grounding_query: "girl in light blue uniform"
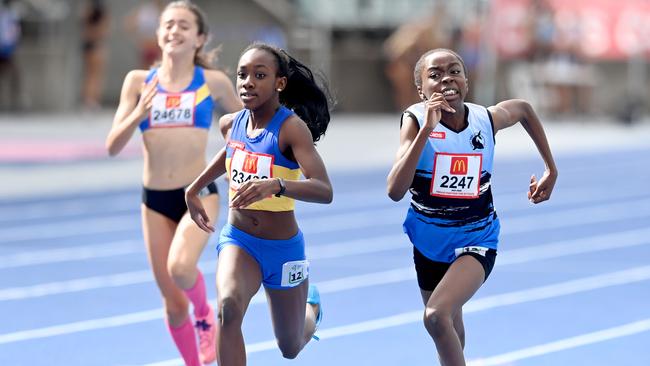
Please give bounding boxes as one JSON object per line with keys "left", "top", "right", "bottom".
{"left": 387, "top": 48, "right": 558, "bottom": 365}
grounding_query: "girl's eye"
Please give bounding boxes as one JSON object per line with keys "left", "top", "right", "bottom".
{"left": 451, "top": 69, "right": 460, "bottom": 74}
{"left": 429, "top": 73, "right": 439, "bottom": 79}
{"left": 256, "top": 73, "right": 266, "bottom": 79}
{"left": 237, "top": 72, "right": 246, "bottom": 79}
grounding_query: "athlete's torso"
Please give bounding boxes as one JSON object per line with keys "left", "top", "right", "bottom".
{"left": 225, "top": 106, "right": 302, "bottom": 239}
{"left": 138, "top": 67, "right": 215, "bottom": 189}
{"left": 405, "top": 102, "right": 497, "bottom": 226}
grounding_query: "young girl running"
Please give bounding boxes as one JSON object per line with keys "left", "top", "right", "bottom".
{"left": 387, "top": 48, "right": 558, "bottom": 365}
{"left": 185, "top": 42, "right": 333, "bottom": 366}
{"left": 105, "top": 2, "right": 242, "bottom": 365}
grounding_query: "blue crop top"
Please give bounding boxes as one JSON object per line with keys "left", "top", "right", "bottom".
{"left": 139, "top": 67, "right": 215, "bottom": 132}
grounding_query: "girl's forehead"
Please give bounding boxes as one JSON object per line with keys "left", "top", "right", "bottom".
{"left": 239, "top": 48, "right": 276, "bottom": 67}
{"left": 160, "top": 7, "right": 195, "bottom": 23}
{"left": 425, "top": 51, "right": 461, "bottom": 67}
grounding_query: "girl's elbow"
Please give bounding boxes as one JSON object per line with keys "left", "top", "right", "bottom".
{"left": 322, "top": 186, "right": 333, "bottom": 204}
{"left": 387, "top": 185, "right": 405, "bottom": 202}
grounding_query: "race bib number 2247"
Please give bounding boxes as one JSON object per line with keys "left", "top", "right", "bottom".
{"left": 430, "top": 153, "right": 482, "bottom": 199}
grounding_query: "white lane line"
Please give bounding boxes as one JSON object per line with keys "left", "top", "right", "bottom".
{"left": 0, "top": 240, "right": 142, "bottom": 269}
{"left": 1, "top": 183, "right": 645, "bottom": 268}
{"left": 0, "top": 266, "right": 415, "bottom": 345}
{"left": 467, "top": 318, "right": 650, "bottom": 366}
{"left": 140, "top": 265, "right": 650, "bottom": 366}
{"left": 2, "top": 187, "right": 648, "bottom": 243}
{"left": 0, "top": 235, "right": 406, "bottom": 301}
{"left": 2, "top": 242, "right": 650, "bottom": 346}
{"left": 4, "top": 226, "right": 650, "bottom": 302}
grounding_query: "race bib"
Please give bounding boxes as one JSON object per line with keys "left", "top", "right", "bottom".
{"left": 149, "top": 92, "right": 196, "bottom": 127}
{"left": 281, "top": 260, "right": 309, "bottom": 287}
{"left": 455, "top": 246, "right": 489, "bottom": 258}
{"left": 229, "top": 148, "right": 273, "bottom": 190}
{"left": 430, "top": 153, "right": 482, "bottom": 198}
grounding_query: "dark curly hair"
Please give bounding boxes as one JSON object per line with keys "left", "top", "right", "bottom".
{"left": 242, "top": 42, "right": 334, "bottom": 142}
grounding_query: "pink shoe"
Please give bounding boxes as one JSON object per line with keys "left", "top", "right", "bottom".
{"left": 195, "top": 306, "right": 218, "bottom": 364}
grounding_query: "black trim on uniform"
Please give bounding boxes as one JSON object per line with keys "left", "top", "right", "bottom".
{"left": 486, "top": 108, "right": 496, "bottom": 144}
{"left": 400, "top": 111, "right": 419, "bottom": 129}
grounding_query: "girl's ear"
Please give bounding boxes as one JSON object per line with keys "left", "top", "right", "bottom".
{"left": 275, "top": 76, "right": 287, "bottom": 92}
{"left": 196, "top": 34, "right": 207, "bottom": 49}
{"left": 417, "top": 88, "right": 427, "bottom": 101}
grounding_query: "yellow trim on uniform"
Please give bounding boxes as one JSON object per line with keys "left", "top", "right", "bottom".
{"left": 194, "top": 84, "right": 211, "bottom": 106}
{"left": 225, "top": 158, "right": 301, "bottom": 212}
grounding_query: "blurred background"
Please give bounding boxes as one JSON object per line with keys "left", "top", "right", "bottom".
{"left": 2, "top": 2, "right": 650, "bottom": 365}
{"left": 1, "top": 0, "right": 649, "bottom": 120}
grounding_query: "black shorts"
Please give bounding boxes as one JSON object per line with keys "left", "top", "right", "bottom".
{"left": 141, "top": 182, "right": 218, "bottom": 223}
{"left": 413, "top": 246, "right": 497, "bottom": 292}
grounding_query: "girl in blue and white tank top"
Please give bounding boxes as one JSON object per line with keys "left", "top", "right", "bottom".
{"left": 387, "top": 48, "right": 558, "bottom": 365}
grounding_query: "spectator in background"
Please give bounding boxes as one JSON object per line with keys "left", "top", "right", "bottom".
{"left": 383, "top": 3, "right": 452, "bottom": 111}
{"left": 124, "top": 0, "right": 164, "bottom": 69}
{"left": 0, "top": 0, "right": 21, "bottom": 111}
{"left": 81, "top": 0, "right": 110, "bottom": 110}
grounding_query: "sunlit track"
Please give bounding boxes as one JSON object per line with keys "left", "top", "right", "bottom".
{"left": 1, "top": 147, "right": 649, "bottom": 365}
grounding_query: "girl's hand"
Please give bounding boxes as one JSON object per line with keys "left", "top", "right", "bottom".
{"left": 528, "top": 169, "right": 557, "bottom": 204}
{"left": 230, "top": 178, "right": 280, "bottom": 209}
{"left": 185, "top": 192, "right": 214, "bottom": 232}
{"left": 134, "top": 75, "right": 158, "bottom": 120}
{"left": 423, "top": 92, "right": 455, "bottom": 130}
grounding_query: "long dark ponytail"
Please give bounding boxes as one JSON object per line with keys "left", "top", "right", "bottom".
{"left": 242, "top": 42, "right": 334, "bottom": 142}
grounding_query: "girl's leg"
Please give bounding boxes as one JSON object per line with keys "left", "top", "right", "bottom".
{"left": 167, "top": 194, "right": 219, "bottom": 363}
{"left": 216, "top": 245, "right": 262, "bottom": 366}
{"left": 141, "top": 205, "right": 199, "bottom": 366}
{"left": 422, "top": 255, "right": 485, "bottom": 366}
{"left": 265, "top": 280, "right": 318, "bottom": 359}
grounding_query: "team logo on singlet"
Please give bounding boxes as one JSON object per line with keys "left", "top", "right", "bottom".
{"left": 470, "top": 130, "right": 485, "bottom": 150}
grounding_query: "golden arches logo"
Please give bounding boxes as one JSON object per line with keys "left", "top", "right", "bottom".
{"left": 450, "top": 157, "right": 468, "bottom": 175}
{"left": 242, "top": 154, "right": 259, "bottom": 174}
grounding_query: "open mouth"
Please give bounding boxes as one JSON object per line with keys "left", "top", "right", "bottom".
{"left": 442, "top": 88, "right": 460, "bottom": 100}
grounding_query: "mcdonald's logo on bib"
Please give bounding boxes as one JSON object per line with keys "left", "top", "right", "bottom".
{"left": 242, "top": 154, "right": 259, "bottom": 174}
{"left": 166, "top": 95, "right": 181, "bottom": 109}
{"left": 450, "top": 157, "right": 468, "bottom": 175}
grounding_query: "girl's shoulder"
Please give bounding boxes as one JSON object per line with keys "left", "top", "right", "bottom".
{"left": 122, "top": 69, "right": 152, "bottom": 90}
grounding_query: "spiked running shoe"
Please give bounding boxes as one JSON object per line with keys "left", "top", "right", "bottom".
{"left": 307, "top": 285, "right": 323, "bottom": 341}
{"left": 195, "top": 305, "right": 217, "bottom": 364}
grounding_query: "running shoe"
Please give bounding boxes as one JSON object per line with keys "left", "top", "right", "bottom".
{"left": 195, "top": 305, "right": 217, "bottom": 364}
{"left": 307, "top": 284, "right": 323, "bottom": 341}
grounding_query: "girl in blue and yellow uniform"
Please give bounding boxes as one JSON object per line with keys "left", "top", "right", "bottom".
{"left": 185, "top": 42, "right": 333, "bottom": 365}
{"left": 387, "top": 49, "right": 558, "bottom": 366}
{"left": 105, "top": 2, "right": 242, "bottom": 365}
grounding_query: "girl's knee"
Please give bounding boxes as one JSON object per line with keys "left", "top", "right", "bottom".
{"left": 423, "top": 306, "right": 454, "bottom": 337}
{"left": 167, "top": 260, "right": 195, "bottom": 287}
{"left": 218, "top": 296, "right": 245, "bottom": 327}
{"left": 277, "top": 338, "right": 302, "bottom": 359}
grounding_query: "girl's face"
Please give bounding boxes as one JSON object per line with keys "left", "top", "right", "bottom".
{"left": 236, "top": 48, "right": 287, "bottom": 110}
{"left": 418, "top": 51, "right": 468, "bottom": 109}
{"left": 157, "top": 7, "right": 205, "bottom": 57}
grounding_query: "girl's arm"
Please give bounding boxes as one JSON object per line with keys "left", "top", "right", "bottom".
{"left": 229, "top": 116, "right": 333, "bottom": 208}
{"left": 386, "top": 93, "right": 454, "bottom": 201}
{"left": 488, "top": 99, "right": 558, "bottom": 203}
{"left": 105, "top": 71, "right": 157, "bottom": 156}
{"left": 185, "top": 146, "right": 228, "bottom": 232}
